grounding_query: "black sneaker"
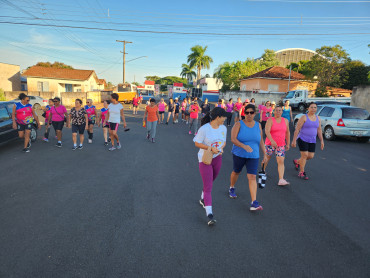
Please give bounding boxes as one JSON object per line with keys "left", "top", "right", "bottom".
{"left": 78, "top": 145, "right": 83, "bottom": 150}
{"left": 146, "top": 133, "right": 150, "bottom": 140}
{"left": 22, "top": 148, "right": 30, "bottom": 153}
{"left": 207, "top": 214, "right": 216, "bottom": 226}
{"left": 56, "top": 142, "right": 62, "bottom": 148}
{"left": 165, "top": 122, "right": 168, "bottom": 125}
{"left": 108, "top": 138, "right": 111, "bottom": 143}
{"left": 199, "top": 199, "right": 205, "bottom": 208}
{"left": 72, "top": 146, "right": 77, "bottom": 150}
{"left": 104, "top": 142, "right": 108, "bottom": 146}
{"left": 27, "top": 142, "right": 31, "bottom": 148}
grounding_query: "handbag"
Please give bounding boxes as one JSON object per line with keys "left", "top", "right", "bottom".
{"left": 258, "top": 163, "right": 267, "bottom": 189}
{"left": 202, "top": 146, "right": 213, "bottom": 165}
{"left": 42, "top": 111, "right": 46, "bottom": 118}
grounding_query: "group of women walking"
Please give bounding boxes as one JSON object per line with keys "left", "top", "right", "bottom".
{"left": 193, "top": 101, "right": 324, "bottom": 226}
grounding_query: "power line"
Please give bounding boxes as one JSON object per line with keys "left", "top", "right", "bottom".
{"left": 1, "top": 21, "right": 370, "bottom": 36}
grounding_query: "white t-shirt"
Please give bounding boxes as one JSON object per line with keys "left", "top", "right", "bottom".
{"left": 193, "top": 123, "right": 227, "bottom": 163}
{"left": 108, "top": 103, "right": 123, "bottom": 123}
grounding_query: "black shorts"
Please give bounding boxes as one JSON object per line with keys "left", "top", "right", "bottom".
{"left": 168, "top": 109, "right": 173, "bottom": 113}
{"left": 103, "top": 122, "right": 110, "bottom": 128}
{"left": 232, "top": 154, "right": 259, "bottom": 175}
{"left": 175, "top": 110, "right": 179, "bottom": 114}
{"left": 109, "top": 122, "right": 119, "bottom": 131}
{"left": 17, "top": 123, "right": 32, "bottom": 131}
{"left": 72, "top": 124, "right": 85, "bottom": 135}
{"left": 133, "top": 104, "right": 138, "bottom": 107}
{"left": 88, "top": 120, "right": 95, "bottom": 126}
{"left": 297, "top": 138, "right": 316, "bottom": 153}
{"left": 159, "top": 111, "right": 164, "bottom": 114}
{"left": 52, "top": 121, "right": 64, "bottom": 131}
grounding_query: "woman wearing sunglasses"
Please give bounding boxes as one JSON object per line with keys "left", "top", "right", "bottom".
{"left": 264, "top": 105, "right": 290, "bottom": 186}
{"left": 46, "top": 97, "right": 68, "bottom": 148}
{"left": 229, "top": 104, "right": 266, "bottom": 211}
{"left": 12, "top": 93, "right": 41, "bottom": 152}
{"left": 259, "top": 101, "right": 272, "bottom": 130}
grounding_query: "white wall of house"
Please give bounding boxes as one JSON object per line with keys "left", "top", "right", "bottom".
{"left": 200, "top": 78, "right": 223, "bottom": 91}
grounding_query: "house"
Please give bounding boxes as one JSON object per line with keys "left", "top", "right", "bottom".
{"left": 144, "top": 80, "right": 155, "bottom": 91}
{"left": 0, "top": 62, "right": 21, "bottom": 91}
{"left": 200, "top": 77, "right": 223, "bottom": 102}
{"left": 172, "top": 83, "right": 187, "bottom": 99}
{"left": 22, "top": 66, "right": 101, "bottom": 94}
{"left": 98, "top": 79, "right": 107, "bottom": 90}
{"left": 240, "top": 66, "right": 317, "bottom": 93}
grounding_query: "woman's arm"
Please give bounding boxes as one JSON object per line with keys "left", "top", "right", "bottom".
{"left": 285, "top": 118, "right": 290, "bottom": 150}
{"left": 259, "top": 123, "right": 267, "bottom": 162}
{"left": 290, "top": 106, "right": 293, "bottom": 123}
{"left": 291, "top": 115, "right": 306, "bottom": 147}
{"left": 120, "top": 108, "right": 127, "bottom": 128}
{"left": 317, "top": 116, "right": 324, "bottom": 150}
{"left": 194, "top": 142, "right": 219, "bottom": 154}
{"left": 85, "top": 113, "right": 89, "bottom": 130}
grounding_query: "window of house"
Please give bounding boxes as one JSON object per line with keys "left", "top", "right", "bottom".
{"left": 65, "top": 84, "right": 73, "bottom": 92}
{"left": 241, "top": 85, "right": 247, "bottom": 91}
{"left": 268, "top": 84, "right": 279, "bottom": 91}
{"left": 37, "top": 81, "right": 49, "bottom": 92}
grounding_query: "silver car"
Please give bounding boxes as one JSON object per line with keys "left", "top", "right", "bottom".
{"left": 12, "top": 96, "right": 47, "bottom": 110}
{"left": 294, "top": 105, "right": 370, "bottom": 143}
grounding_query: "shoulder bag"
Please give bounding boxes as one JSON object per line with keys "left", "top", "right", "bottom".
{"left": 202, "top": 146, "right": 213, "bottom": 165}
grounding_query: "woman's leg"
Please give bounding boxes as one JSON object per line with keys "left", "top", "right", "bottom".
{"left": 166, "top": 111, "right": 171, "bottom": 123}
{"left": 72, "top": 132, "right": 77, "bottom": 145}
{"left": 79, "top": 131, "right": 84, "bottom": 145}
{"left": 193, "top": 118, "right": 199, "bottom": 134}
{"left": 44, "top": 125, "right": 50, "bottom": 139}
{"left": 109, "top": 129, "right": 115, "bottom": 146}
{"left": 151, "top": 121, "right": 157, "bottom": 139}
{"left": 276, "top": 156, "right": 285, "bottom": 180}
{"left": 147, "top": 121, "right": 152, "bottom": 137}
{"left": 189, "top": 118, "right": 194, "bottom": 133}
{"left": 103, "top": 127, "right": 108, "bottom": 142}
{"left": 247, "top": 174, "right": 257, "bottom": 202}
{"left": 298, "top": 151, "right": 309, "bottom": 172}
{"left": 56, "top": 130, "right": 62, "bottom": 142}
{"left": 199, "top": 162, "right": 214, "bottom": 215}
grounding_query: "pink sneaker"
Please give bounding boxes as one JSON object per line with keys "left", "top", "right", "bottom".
{"left": 278, "top": 179, "right": 290, "bottom": 186}
{"left": 189, "top": 131, "right": 192, "bottom": 135}
{"left": 194, "top": 132, "right": 197, "bottom": 136}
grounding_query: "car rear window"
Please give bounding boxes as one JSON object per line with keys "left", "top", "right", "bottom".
{"left": 342, "top": 108, "right": 370, "bottom": 120}
{"left": 0, "top": 106, "right": 10, "bottom": 122}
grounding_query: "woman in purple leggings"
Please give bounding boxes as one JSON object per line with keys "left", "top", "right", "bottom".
{"left": 193, "top": 107, "right": 228, "bottom": 226}
{"left": 291, "top": 102, "right": 324, "bottom": 180}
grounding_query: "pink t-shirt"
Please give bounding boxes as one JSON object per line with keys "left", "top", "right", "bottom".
{"left": 158, "top": 102, "right": 166, "bottom": 112}
{"left": 226, "top": 103, "right": 234, "bottom": 112}
{"left": 51, "top": 105, "right": 67, "bottom": 121}
{"left": 265, "top": 117, "right": 287, "bottom": 146}
{"left": 234, "top": 102, "right": 243, "bottom": 112}
{"left": 190, "top": 104, "right": 199, "bottom": 119}
{"left": 261, "top": 106, "right": 272, "bottom": 121}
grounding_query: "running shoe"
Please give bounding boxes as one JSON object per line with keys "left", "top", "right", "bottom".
{"left": 194, "top": 132, "right": 197, "bottom": 136}
{"left": 151, "top": 138, "right": 155, "bottom": 143}
{"left": 165, "top": 122, "right": 168, "bottom": 125}
{"left": 189, "top": 131, "right": 192, "bottom": 135}
{"left": 250, "top": 200, "right": 263, "bottom": 211}
{"left": 146, "top": 133, "right": 150, "bottom": 140}
{"left": 116, "top": 143, "right": 122, "bottom": 149}
{"left": 78, "top": 145, "right": 83, "bottom": 150}
{"left": 186, "top": 121, "right": 189, "bottom": 124}
{"left": 278, "top": 179, "right": 290, "bottom": 186}
{"left": 27, "top": 142, "right": 31, "bottom": 148}
{"left": 207, "top": 214, "right": 216, "bottom": 226}
{"left": 43, "top": 137, "right": 49, "bottom": 142}
{"left": 104, "top": 142, "right": 108, "bottom": 146}
{"left": 88, "top": 139, "right": 92, "bottom": 144}
{"left": 229, "top": 187, "right": 237, "bottom": 198}
{"left": 293, "top": 159, "right": 299, "bottom": 171}
{"left": 199, "top": 199, "right": 205, "bottom": 208}
{"left": 72, "top": 146, "right": 77, "bottom": 150}
{"left": 108, "top": 138, "right": 111, "bottom": 143}
{"left": 109, "top": 147, "right": 116, "bottom": 151}
{"left": 56, "top": 142, "right": 62, "bottom": 148}
{"left": 22, "top": 148, "right": 30, "bottom": 153}
{"left": 298, "top": 172, "right": 309, "bottom": 180}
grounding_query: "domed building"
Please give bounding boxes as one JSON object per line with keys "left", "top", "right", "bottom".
{"left": 275, "top": 48, "right": 317, "bottom": 67}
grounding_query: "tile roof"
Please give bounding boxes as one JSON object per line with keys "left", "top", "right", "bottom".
{"left": 244, "top": 66, "right": 306, "bottom": 80}
{"left": 22, "top": 66, "right": 96, "bottom": 81}
{"left": 173, "top": 83, "right": 183, "bottom": 87}
{"left": 98, "top": 79, "right": 106, "bottom": 85}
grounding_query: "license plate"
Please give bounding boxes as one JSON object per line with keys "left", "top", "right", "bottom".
{"left": 353, "top": 131, "right": 364, "bottom": 136}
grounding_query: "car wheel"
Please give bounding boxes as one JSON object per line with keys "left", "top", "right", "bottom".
{"left": 33, "top": 103, "right": 41, "bottom": 110}
{"left": 298, "top": 104, "right": 306, "bottom": 112}
{"left": 30, "top": 126, "right": 37, "bottom": 142}
{"left": 357, "top": 137, "right": 369, "bottom": 143}
{"left": 324, "top": 126, "right": 336, "bottom": 141}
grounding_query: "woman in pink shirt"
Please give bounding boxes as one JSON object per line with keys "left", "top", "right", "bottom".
{"left": 259, "top": 101, "right": 272, "bottom": 130}
{"left": 226, "top": 98, "right": 234, "bottom": 126}
{"left": 132, "top": 94, "right": 139, "bottom": 115}
{"left": 181, "top": 99, "right": 188, "bottom": 122}
{"left": 157, "top": 98, "right": 167, "bottom": 124}
{"left": 264, "top": 105, "right": 290, "bottom": 186}
{"left": 233, "top": 97, "right": 243, "bottom": 123}
{"left": 46, "top": 97, "right": 68, "bottom": 148}
{"left": 189, "top": 100, "right": 200, "bottom": 135}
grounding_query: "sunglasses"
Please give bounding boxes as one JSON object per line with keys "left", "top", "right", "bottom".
{"left": 245, "top": 111, "right": 255, "bottom": 115}
{"left": 25, "top": 99, "right": 30, "bottom": 102}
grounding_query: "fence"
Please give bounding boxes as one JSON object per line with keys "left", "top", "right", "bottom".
{"left": 220, "top": 91, "right": 286, "bottom": 105}
{"left": 4, "top": 91, "right": 111, "bottom": 107}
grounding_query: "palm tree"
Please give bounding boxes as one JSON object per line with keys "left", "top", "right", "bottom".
{"left": 180, "top": 64, "right": 196, "bottom": 83}
{"left": 187, "top": 45, "right": 213, "bottom": 83}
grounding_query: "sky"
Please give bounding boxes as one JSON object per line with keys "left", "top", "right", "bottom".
{"left": 0, "top": 0, "right": 369, "bottom": 85}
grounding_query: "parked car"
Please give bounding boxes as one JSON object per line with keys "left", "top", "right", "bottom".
{"left": 12, "top": 96, "right": 47, "bottom": 110}
{"left": 293, "top": 104, "right": 370, "bottom": 143}
{"left": 0, "top": 101, "right": 38, "bottom": 146}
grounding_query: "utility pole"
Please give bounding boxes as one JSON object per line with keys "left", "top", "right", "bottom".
{"left": 116, "top": 40, "right": 132, "bottom": 85}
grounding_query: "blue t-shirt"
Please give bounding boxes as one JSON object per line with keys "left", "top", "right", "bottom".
{"left": 232, "top": 121, "right": 261, "bottom": 159}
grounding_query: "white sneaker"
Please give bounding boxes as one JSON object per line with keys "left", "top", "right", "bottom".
{"left": 88, "top": 139, "right": 92, "bottom": 144}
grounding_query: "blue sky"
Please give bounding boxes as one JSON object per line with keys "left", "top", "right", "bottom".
{"left": 0, "top": 0, "right": 369, "bottom": 85}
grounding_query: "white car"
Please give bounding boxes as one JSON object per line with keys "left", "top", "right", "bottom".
{"left": 12, "top": 96, "right": 48, "bottom": 110}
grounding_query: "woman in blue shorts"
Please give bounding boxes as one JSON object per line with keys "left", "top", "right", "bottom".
{"left": 228, "top": 104, "right": 266, "bottom": 211}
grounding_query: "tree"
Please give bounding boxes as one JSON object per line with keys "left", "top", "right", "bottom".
{"left": 180, "top": 64, "right": 196, "bottom": 82}
{"left": 28, "top": 61, "right": 74, "bottom": 69}
{"left": 260, "top": 49, "right": 280, "bottom": 67}
{"left": 132, "top": 82, "right": 141, "bottom": 87}
{"left": 144, "top": 76, "right": 161, "bottom": 82}
{"left": 107, "top": 82, "right": 113, "bottom": 89}
{"left": 187, "top": 45, "right": 213, "bottom": 82}
{"left": 341, "top": 60, "right": 370, "bottom": 89}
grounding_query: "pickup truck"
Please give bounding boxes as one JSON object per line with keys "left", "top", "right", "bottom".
{"left": 283, "top": 90, "right": 351, "bottom": 112}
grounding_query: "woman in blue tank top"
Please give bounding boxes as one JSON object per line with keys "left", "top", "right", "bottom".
{"left": 229, "top": 104, "right": 266, "bottom": 211}
{"left": 282, "top": 100, "right": 293, "bottom": 123}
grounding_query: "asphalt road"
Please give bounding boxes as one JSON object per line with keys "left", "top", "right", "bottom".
{"left": 0, "top": 107, "right": 369, "bottom": 278}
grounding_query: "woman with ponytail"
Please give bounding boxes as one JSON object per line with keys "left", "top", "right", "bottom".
{"left": 194, "top": 107, "right": 228, "bottom": 226}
